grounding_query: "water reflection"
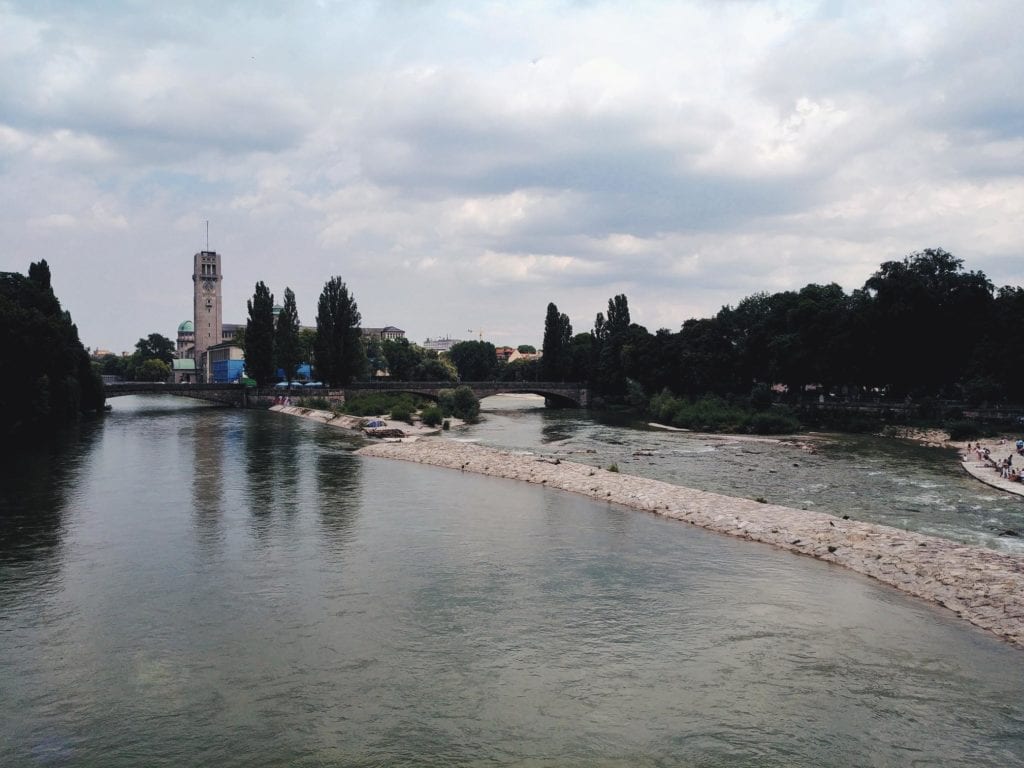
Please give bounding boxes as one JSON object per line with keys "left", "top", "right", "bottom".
{"left": 191, "top": 410, "right": 225, "bottom": 550}
{"left": 0, "top": 424, "right": 97, "bottom": 589}
{"left": 316, "top": 444, "right": 362, "bottom": 553}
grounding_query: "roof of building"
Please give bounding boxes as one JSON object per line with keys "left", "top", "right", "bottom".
{"left": 178, "top": 320, "right": 194, "bottom": 333}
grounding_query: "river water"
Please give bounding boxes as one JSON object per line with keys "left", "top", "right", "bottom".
{"left": 2, "top": 396, "right": 1023, "bottom": 766}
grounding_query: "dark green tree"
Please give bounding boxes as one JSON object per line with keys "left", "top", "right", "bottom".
{"left": 245, "top": 281, "right": 276, "bottom": 385}
{"left": 134, "top": 333, "right": 176, "bottom": 365}
{"left": 541, "top": 302, "right": 573, "bottom": 381}
{"left": 274, "top": 287, "right": 301, "bottom": 382}
{"left": 313, "top": 276, "right": 366, "bottom": 386}
{"left": 517, "top": 344, "right": 536, "bottom": 354}
{"left": 447, "top": 340, "right": 497, "bottom": 381}
{"left": 0, "top": 260, "right": 105, "bottom": 439}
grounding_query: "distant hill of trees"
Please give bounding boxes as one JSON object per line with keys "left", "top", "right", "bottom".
{"left": 1, "top": 260, "right": 105, "bottom": 439}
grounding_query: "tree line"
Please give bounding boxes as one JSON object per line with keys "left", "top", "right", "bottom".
{"left": 1, "top": 260, "right": 105, "bottom": 439}
{"left": 537, "top": 249, "right": 1023, "bottom": 407}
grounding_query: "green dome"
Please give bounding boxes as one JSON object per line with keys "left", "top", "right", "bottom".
{"left": 178, "top": 320, "right": 194, "bottom": 333}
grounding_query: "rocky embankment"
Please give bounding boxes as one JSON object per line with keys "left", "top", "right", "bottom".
{"left": 357, "top": 439, "right": 1024, "bottom": 650}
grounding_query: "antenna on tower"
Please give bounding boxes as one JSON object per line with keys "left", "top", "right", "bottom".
{"left": 205, "top": 220, "right": 209, "bottom": 251}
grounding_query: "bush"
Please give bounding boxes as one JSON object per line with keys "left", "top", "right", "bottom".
{"left": 343, "top": 392, "right": 420, "bottom": 417}
{"left": 744, "top": 411, "right": 801, "bottom": 435}
{"left": 451, "top": 386, "right": 480, "bottom": 422}
{"left": 298, "top": 396, "right": 331, "bottom": 410}
{"left": 421, "top": 405, "right": 443, "bottom": 427}
{"left": 390, "top": 404, "right": 414, "bottom": 424}
{"left": 437, "top": 389, "right": 456, "bottom": 417}
{"left": 749, "top": 383, "right": 773, "bottom": 412}
{"left": 442, "top": 419, "right": 450, "bottom": 431}
{"left": 607, "top": 463, "right": 619, "bottom": 473}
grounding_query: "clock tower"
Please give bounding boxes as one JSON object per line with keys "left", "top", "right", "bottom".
{"left": 192, "top": 250, "right": 223, "bottom": 382}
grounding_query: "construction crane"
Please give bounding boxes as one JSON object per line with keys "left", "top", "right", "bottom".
{"left": 467, "top": 328, "right": 483, "bottom": 341}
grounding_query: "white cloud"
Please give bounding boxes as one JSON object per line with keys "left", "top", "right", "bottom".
{"left": 0, "top": 0, "right": 1021, "bottom": 351}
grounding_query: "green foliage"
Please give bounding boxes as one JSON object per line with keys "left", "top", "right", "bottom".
{"left": 744, "top": 411, "right": 801, "bottom": 435}
{"left": 138, "top": 359, "right": 170, "bottom": 382}
{"left": 442, "top": 419, "right": 451, "bottom": 431}
{"left": 0, "top": 261, "right": 105, "bottom": 439}
{"left": 517, "top": 344, "right": 536, "bottom": 354}
{"left": 390, "top": 404, "right": 413, "bottom": 424}
{"left": 134, "top": 333, "right": 175, "bottom": 365}
{"left": 421, "top": 405, "right": 443, "bottom": 427}
{"left": 245, "top": 281, "right": 275, "bottom": 386}
{"left": 314, "top": 276, "right": 366, "bottom": 386}
{"left": 749, "top": 383, "right": 773, "bottom": 412}
{"left": 342, "top": 392, "right": 422, "bottom": 417}
{"left": 447, "top": 341, "right": 497, "bottom": 381}
{"left": 541, "top": 302, "right": 572, "bottom": 381}
{"left": 607, "top": 463, "right": 619, "bottom": 473}
{"left": 380, "top": 338, "right": 456, "bottom": 381}
{"left": 437, "top": 389, "right": 456, "bottom": 417}
{"left": 275, "top": 287, "right": 301, "bottom": 383}
{"left": 451, "top": 385, "right": 481, "bottom": 422}
{"left": 297, "top": 396, "right": 331, "bottom": 411}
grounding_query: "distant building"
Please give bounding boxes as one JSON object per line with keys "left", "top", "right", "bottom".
{"left": 495, "top": 346, "right": 516, "bottom": 363}
{"left": 423, "top": 336, "right": 462, "bottom": 353}
{"left": 362, "top": 326, "right": 406, "bottom": 342}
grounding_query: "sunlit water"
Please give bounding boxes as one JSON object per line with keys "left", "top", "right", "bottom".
{"left": 466, "top": 395, "right": 1024, "bottom": 553}
{"left": 2, "top": 396, "right": 1023, "bottom": 766}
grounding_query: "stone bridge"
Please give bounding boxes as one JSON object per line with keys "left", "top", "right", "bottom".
{"left": 342, "top": 381, "right": 588, "bottom": 408}
{"left": 104, "top": 382, "right": 250, "bottom": 407}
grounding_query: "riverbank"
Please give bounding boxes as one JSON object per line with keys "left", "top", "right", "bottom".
{"left": 357, "top": 439, "right": 1024, "bottom": 650}
{"left": 268, "top": 403, "right": 463, "bottom": 438}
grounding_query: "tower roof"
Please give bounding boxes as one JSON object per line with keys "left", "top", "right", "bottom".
{"left": 178, "top": 320, "right": 194, "bottom": 333}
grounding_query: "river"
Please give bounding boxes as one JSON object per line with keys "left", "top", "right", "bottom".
{"left": 1, "top": 395, "right": 1023, "bottom": 766}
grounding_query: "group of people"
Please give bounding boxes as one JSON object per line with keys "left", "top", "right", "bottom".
{"left": 967, "top": 439, "right": 1024, "bottom": 483}
{"left": 273, "top": 395, "right": 294, "bottom": 406}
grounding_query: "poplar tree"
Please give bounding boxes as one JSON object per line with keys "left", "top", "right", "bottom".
{"left": 541, "top": 302, "right": 572, "bottom": 381}
{"left": 314, "top": 276, "right": 366, "bottom": 386}
{"left": 274, "top": 287, "right": 301, "bottom": 382}
{"left": 245, "top": 281, "right": 275, "bottom": 385}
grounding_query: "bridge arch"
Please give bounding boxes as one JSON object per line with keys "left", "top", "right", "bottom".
{"left": 103, "top": 382, "right": 249, "bottom": 407}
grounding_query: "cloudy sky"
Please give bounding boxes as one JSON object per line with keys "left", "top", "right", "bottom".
{"left": 1, "top": 0, "right": 1021, "bottom": 353}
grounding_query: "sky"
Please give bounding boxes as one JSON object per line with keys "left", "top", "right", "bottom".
{"left": 1, "top": 0, "right": 1022, "bottom": 353}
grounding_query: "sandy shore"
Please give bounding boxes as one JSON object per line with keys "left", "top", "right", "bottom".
{"left": 357, "top": 439, "right": 1024, "bottom": 650}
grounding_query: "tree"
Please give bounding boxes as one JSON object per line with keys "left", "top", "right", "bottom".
{"left": 541, "top": 302, "right": 573, "bottom": 381}
{"left": 138, "top": 359, "right": 170, "bottom": 382}
{"left": 592, "top": 294, "right": 631, "bottom": 398}
{"left": 447, "top": 340, "right": 497, "bottom": 381}
{"left": 134, "top": 333, "right": 175, "bottom": 365}
{"left": 274, "top": 287, "right": 301, "bottom": 382}
{"left": 245, "top": 281, "right": 276, "bottom": 385}
{"left": 314, "top": 276, "right": 366, "bottom": 386}
{"left": 517, "top": 344, "right": 536, "bottom": 354}
{"left": 863, "top": 248, "right": 993, "bottom": 396}
{"left": 0, "top": 261, "right": 104, "bottom": 439}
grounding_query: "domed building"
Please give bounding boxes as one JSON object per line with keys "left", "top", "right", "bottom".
{"left": 173, "top": 319, "right": 197, "bottom": 383}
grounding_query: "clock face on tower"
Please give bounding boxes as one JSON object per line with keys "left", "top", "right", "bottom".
{"left": 202, "top": 279, "right": 214, "bottom": 292}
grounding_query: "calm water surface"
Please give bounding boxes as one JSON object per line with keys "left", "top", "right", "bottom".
{"left": 2, "top": 396, "right": 1023, "bottom": 766}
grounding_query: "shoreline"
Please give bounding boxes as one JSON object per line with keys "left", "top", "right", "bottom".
{"left": 356, "top": 438, "right": 1024, "bottom": 650}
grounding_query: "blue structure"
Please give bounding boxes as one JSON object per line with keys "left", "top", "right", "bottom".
{"left": 275, "top": 363, "right": 313, "bottom": 381}
{"left": 211, "top": 359, "right": 246, "bottom": 383}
